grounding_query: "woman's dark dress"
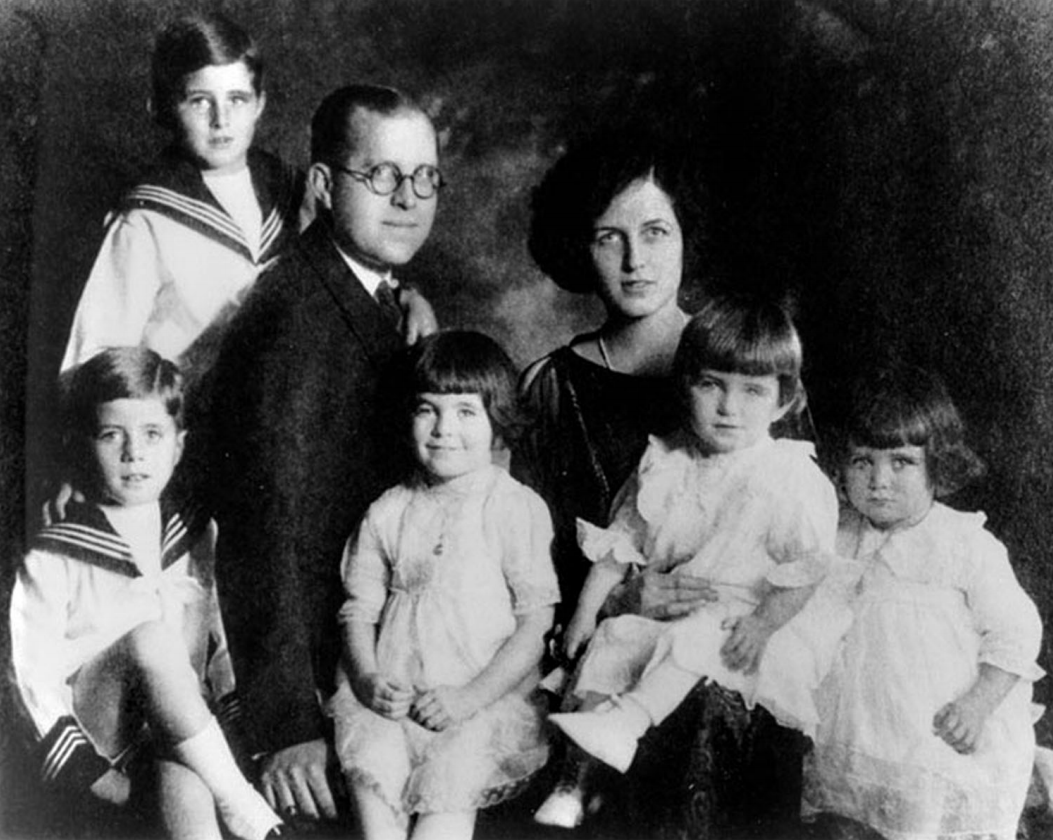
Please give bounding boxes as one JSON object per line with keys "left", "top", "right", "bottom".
{"left": 515, "top": 345, "right": 680, "bottom": 626}
{"left": 513, "top": 343, "right": 807, "bottom": 839}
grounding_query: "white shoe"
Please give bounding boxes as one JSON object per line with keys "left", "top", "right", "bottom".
{"left": 534, "top": 786, "right": 585, "bottom": 828}
{"left": 550, "top": 698, "right": 647, "bottom": 773}
{"left": 218, "top": 786, "right": 283, "bottom": 840}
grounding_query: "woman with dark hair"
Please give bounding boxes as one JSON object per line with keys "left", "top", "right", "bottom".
{"left": 517, "top": 130, "right": 714, "bottom": 629}
{"left": 517, "top": 135, "right": 812, "bottom": 838}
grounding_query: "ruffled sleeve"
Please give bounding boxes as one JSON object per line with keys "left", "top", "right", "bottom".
{"left": 576, "top": 518, "right": 647, "bottom": 568}
{"left": 338, "top": 498, "right": 393, "bottom": 626}
{"left": 763, "top": 441, "right": 839, "bottom": 588}
{"left": 958, "top": 516, "right": 1044, "bottom": 682}
{"left": 574, "top": 439, "right": 664, "bottom": 568}
{"left": 498, "top": 477, "right": 561, "bottom": 614}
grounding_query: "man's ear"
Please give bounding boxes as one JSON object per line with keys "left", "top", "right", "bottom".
{"left": 308, "top": 163, "right": 334, "bottom": 211}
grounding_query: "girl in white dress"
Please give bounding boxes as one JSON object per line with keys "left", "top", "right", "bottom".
{"left": 535, "top": 295, "right": 844, "bottom": 828}
{"left": 330, "top": 331, "right": 560, "bottom": 840}
{"left": 804, "top": 365, "right": 1043, "bottom": 840}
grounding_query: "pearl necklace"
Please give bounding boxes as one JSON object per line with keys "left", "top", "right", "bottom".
{"left": 597, "top": 335, "right": 615, "bottom": 372}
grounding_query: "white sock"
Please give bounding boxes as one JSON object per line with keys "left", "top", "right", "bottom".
{"left": 624, "top": 662, "right": 700, "bottom": 727}
{"left": 173, "top": 717, "right": 279, "bottom": 840}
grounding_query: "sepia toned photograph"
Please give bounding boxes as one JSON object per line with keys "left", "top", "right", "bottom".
{"left": 1, "top": 1, "right": 1053, "bottom": 838}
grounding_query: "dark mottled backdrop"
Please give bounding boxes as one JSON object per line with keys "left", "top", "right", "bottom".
{"left": 3, "top": 0, "right": 1053, "bottom": 824}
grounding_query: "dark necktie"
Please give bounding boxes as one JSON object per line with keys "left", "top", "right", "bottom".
{"left": 374, "top": 280, "right": 402, "bottom": 330}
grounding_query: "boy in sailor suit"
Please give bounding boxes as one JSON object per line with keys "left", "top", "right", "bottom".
{"left": 60, "top": 13, "right": 302, "bottom": 401}
{"left": 10, "top": 348, "right": 280, "bottom": 840}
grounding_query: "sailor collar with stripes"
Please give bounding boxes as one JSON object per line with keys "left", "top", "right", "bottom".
{"left": 32, "top": 496, "right": 211, "bottom": 577}
{"left": 118, "top": 146, "right": 300, "bottom": 265}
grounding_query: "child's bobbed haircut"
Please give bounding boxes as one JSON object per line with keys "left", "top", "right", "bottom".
{"left": 399, "top": 331, "right": 524, "bottom": 445}
{"left": 674, "top": 294, "right": 805, "bottom": 411}
{"left": 311, "top": 84, "right": 428, "bottom": 165}
{"left": 65, "top": 347, "right": 186, "bottom": 439}
{"left": 837, "top": 364, "right": 985, "bottom": 497}
{"left": 151, "top": 12, "right": 262, "bottom": 130}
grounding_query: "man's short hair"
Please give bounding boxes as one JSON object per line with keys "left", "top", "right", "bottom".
{"left": 310, "top": 84, "right": 427, "bottom": 164}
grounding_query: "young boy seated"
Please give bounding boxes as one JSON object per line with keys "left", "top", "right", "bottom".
{"left": 10, "top": 347, "right": 280, "bottom": 840}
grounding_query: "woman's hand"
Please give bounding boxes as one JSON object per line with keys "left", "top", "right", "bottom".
{"left": 351, "top": 672, "right": 414, "bottom": 720}
{"left": 563, "top": 612, "right": 596, "bottom": 661}
{"left": 608, "top": 568, "right": 718, "bottom": 621}
{"left": 411, "top": 685, "right": 478, "bottom": 731}
{"left": 720, "top": 614, "right": 774, "bottom": 674}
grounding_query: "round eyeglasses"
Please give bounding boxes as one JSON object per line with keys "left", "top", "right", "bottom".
{"left": 332, "top": 162, "right": 444, "bottom": 199}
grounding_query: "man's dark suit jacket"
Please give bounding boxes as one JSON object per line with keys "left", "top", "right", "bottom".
{"left": 208, "top": 220, "right": 409, "bottom": 754}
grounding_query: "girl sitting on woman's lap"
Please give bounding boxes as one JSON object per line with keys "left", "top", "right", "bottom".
{"left": 536, "top": 295, "right": 845, "bottom": 828}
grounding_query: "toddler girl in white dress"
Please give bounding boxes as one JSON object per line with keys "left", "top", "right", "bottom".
{"left": 804, "top": 365, "right": 1043, "bottom": 840}
{"left": 535, "top": 296, "right": 846, "bottom": 828}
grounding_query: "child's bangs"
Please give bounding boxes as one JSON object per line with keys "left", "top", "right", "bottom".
{"left": 694, "top": 328, "right": 800, "bottom": 381}
{"left": 415, "top": 359, "right": 489, "bottom": 398}
{"left": 848, "top": 405, "right": 932, "bottom": 451}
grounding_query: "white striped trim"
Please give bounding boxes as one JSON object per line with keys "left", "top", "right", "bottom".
{"left": 42, "top": 724, "right": 90, "bottom": 782}
{"left": 260, "top": 205, "right": 284, "bottom": 253}
{"left": 128, "top": 185, "right": 249, "bottom": 249}
{"left": 40, "top": 522, "right": 131, "bottom": 562}
{"left": 162, "top": 513, "right": 188, "bottom": 556}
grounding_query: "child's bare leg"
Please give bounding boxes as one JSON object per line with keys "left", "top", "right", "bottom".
{"left": 157, "top": 758, "right": 222, "bottom": 840}
{"left": 411, "top": 811, "right": 477, "bottom": 840}
{"left": 74, "top": 620, "right": 279, "bottom": 840}
{"left": 350, "top": 781, "right": 407, "bottom": 840}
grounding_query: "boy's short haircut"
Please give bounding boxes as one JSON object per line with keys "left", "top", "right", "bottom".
{"left": 152, "top": 12, "right": 262, "bottom": 130}
{"left": 310, "top": 84, "right": 429, "bottom": 165}
{"left": 674, "top": 293, "right": 805, "bottom": 411}
{"left": 397, "top": 330, "right": 525, "bottom": 445}
{"left": 66, "top": 347, "right": 186, "bottom": 439}
{"left": 837, "top": 364, "right": 985, "bottom": 497}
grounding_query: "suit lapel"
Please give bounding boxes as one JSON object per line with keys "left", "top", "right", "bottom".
{"left": 297, "top": 222, "right": 404, "bottom": 367}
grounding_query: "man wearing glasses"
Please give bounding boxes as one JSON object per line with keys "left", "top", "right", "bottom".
{"left": 208, "top": 85, "right": 443, "bottom": 828}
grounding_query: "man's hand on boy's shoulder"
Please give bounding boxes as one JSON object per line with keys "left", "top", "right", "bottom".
{"left": 41, "top": 481, "right": 84, "bottom": 527}
{"left": 259, "top": 738, "right": 342, "bottom": 822}
{"left": 399, "top": 286, "right": 438, "bottom": 345}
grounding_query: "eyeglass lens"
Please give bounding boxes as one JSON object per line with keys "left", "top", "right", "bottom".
{"left": 370, "top": 163, "right": 442, "bottom": 198}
